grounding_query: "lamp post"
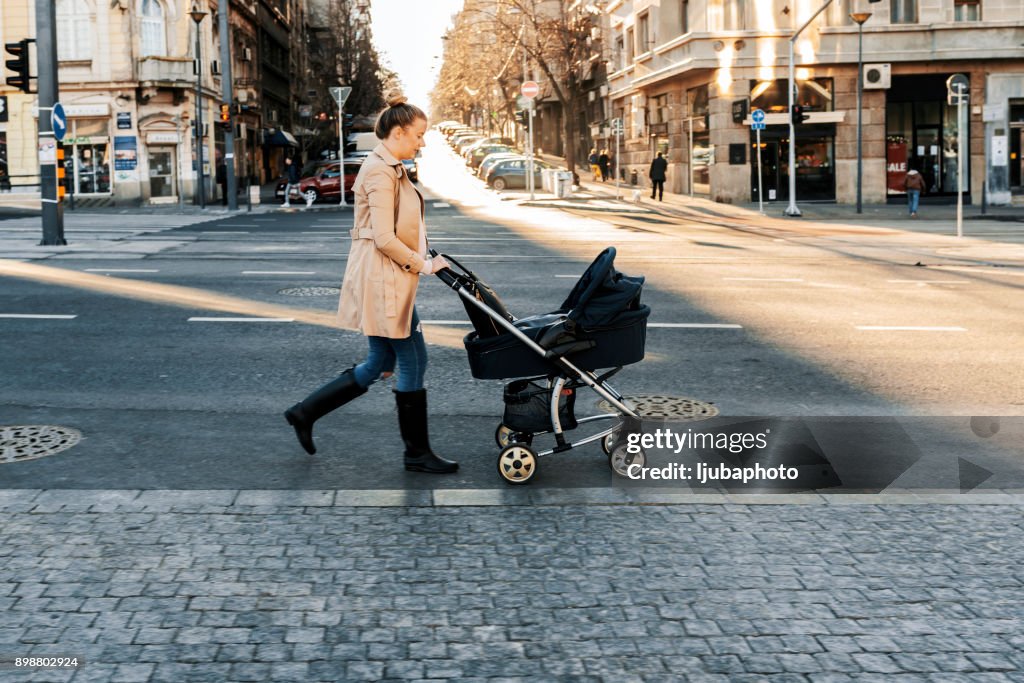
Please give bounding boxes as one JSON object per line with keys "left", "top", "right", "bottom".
{"left": 190, "top": 3, "right": 208, "bottom": 209}
{"left": 850, "top": 12, "right": 871, "bottom": 214}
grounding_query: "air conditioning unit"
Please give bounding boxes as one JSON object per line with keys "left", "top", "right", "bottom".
{"left": 864, "top": 63, "right": 891, "bottom": 90}
{"left": 242, "top": 47, "right": 252, "bottom": 62}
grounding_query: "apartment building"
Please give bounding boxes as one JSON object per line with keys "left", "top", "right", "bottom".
{"left": 601, "top": 0, "right": 1024, "bottom": 205}
{"left": 0, "top": 0, "right": 306, "bottom": 206}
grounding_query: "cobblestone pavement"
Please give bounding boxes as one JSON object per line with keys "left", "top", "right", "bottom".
{"left": 2, "top": 494, "right": 1024, "bottom": 683}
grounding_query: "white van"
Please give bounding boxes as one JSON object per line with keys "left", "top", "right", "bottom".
{"left": 347, "top": 132, "right": 378, "bottom": 152}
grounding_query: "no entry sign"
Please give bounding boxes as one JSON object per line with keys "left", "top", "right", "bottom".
{"left": 521, "top": 81, "right": 539, "bottom": 99}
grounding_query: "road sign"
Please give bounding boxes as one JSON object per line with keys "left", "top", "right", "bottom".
{"left": 751, "top": 108, "right": 765, "bottom": 124}
{"left": 329, "top": 86, "right": 352, "bottom": 107}
{"left": 521, "top": 81, "right": 539, "bottom": 99}
{"left": 610, "top": 117, "right": 623, "bottom": 135}
{"left": 516, "top": 95, "right": 534, "bottom": 111}
{"left": 51, "top": 102, "right": 67, "bottom": 141}
{"left": 946, "top": 74, "right": 969, "bottom": 105}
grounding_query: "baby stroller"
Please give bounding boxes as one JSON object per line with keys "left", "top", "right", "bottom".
{"left": 433, "top": 247, "right": 651, "bottom": 484}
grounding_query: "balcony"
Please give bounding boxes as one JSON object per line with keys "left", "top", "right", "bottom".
{"left": 138, "top": 56, "right": 195, "bottom": 87}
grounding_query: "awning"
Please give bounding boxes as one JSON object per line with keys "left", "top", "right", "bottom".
{"left": 264, "top": 129, "right": 298, "bottom": 147}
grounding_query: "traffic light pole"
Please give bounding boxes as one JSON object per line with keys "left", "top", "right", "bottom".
{"left": 218, "top": 3, "right": 237, "bottom": 210}
{"left": 785, "top": 0, "right": 833, "bottom": 218}
{"left": 35, "top": 0, "right": 65, "bottom": 245}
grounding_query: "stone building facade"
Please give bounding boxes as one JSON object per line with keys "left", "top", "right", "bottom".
{"left": 592, "top": 0, "right": 1024, "bottom": 206}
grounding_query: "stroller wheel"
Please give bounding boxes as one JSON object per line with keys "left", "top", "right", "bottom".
{"left": 497, "top": 445, "right": 538, "bottom": 485}
{"left": 601, "top": 430, "right": 620, "bottom": 456}
{"left": 608, "top": 442, "right": 645, "bottom": 478}
{"left": 495, "top": 424, "right": 532, "bottom": 448}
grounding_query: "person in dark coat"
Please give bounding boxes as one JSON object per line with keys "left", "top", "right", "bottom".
{"left": 282, "top": 155, "right": 301, "bottom": 207}
{"left": 598, "top": 150, "right": 610, "bottom": 183}
{"left": 216, "top": 162, "right": 227, "bottom": 206}
{"left": 649, "top": 152, "right": 667, "bottom": 201}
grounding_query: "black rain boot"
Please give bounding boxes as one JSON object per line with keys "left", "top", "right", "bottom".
{"left": 394, "top": 389, "right": 459, "bottom": 474}
{"left": 284, "top": 367, "right": 367, "bottom": 454}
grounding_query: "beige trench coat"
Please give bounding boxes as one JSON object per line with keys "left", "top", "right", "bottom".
{"left": 337, "top": 144, "right": 427, "bottom": 338}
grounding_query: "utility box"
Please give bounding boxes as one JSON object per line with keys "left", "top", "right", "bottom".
{"left": 554, "top": 171, "right": 573, "bottom": 198}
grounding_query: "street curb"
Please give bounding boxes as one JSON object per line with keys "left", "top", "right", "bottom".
{"left": 2, "top": 488, "right": 1023, "bottom": 508}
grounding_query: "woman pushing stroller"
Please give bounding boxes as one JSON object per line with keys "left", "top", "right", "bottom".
{"left": 283, "top": 96, "right": 458, "bottom": 474}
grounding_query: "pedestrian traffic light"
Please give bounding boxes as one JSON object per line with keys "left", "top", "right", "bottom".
{"left": 791, "top": 104, "right": 809, "bottom": 125}
{"left": 4, "top": 39, "right": 34, "bottom": 93}
{"left": 218, "top": 103, "right": 231, "bottom": 129}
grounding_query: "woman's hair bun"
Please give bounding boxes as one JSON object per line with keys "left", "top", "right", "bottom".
{"left": 387, "top": 95, "right": 409, "bottom": 108}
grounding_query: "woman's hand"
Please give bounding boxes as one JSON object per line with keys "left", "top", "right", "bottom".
{"left": 430, "top": 255, "right": 450, "bottom": 272}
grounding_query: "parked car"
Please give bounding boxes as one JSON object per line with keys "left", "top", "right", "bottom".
{"left": 462, "top": 137, "right": 516, "bottom": 157}
{"left": 467, "top": 145, "right": 516, "bottom": 169}
{"left": 477, "top": 153, "right": 524, "bottom": 179}
{"left": 295, "top": 161, "right": 361, "bottom": 204}
{"left": 485, "top": 158, "right": 556, "bottom": 191}
{"left": 454, "top": 136, "right": 486, "bottom": 155}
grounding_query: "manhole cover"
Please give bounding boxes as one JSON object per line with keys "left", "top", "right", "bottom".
{"left": 1, "top": 425, "right": 82, "bottom": 464}
{"left": 597, "top": 394, "right": 719, "bottom": 421}
{"left": 278, "top": 286, "right": 341, "bottom": 297}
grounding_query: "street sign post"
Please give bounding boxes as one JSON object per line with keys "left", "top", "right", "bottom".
{"left": 751, "top": 108, "right": 765, "bottom": 214}
{"left": 51, "top": 102, "right": 66, "bottom": 141}
{"left": 946, "top": 74, "right": 969, "bottom": 238}
{"left": 330, "top": 86, "right": 353, "bottom": 206}
{"left": 520, "top": 82, "right": 538, "bottom": 199}
{"left": 611, "top": 117, "right": 623, "bottom": 199}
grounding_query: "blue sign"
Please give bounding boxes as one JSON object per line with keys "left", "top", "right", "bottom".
{"left": 51, "top": 102, "right": 67, "bottom": 141}
{"left": 752, "top": 122, "right": 765, "bottom": 131}
{"left": 750, "top": 108, "right": 765, "bottom": 124}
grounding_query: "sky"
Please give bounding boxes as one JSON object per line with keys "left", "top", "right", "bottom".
{"left": 370, "top": 0, "right": 466, "bottom": 117}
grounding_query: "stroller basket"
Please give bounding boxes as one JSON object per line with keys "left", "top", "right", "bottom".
{"left": 503, "top": 379, "right": 578, "bottom": 433}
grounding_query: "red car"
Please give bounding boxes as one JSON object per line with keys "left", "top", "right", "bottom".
{"left": 296, "top": 161, "right": 361, "bottom": 204}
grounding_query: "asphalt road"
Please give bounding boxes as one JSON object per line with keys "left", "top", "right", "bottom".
{"left": 1, "top": 136, "right": 1022, "bottom": 491}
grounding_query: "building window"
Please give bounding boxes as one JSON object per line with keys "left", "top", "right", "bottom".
{"left": 709, "top": 0, "right": 746, "bottom": 31}
{"left": 653, "top": 94, "right": 669, "bottom": 124}
{"left": 826, "top": 0, "right": 852, "bottom": 25}
{"left": 140, "top": 0, "right": 166, "bottom": 57}
{"left": 890, "top": 0, "right": 917, "bottom": 23}
{"left": 56, "top": 0, "right": 92, "bottom": 61}
{"left": 680, "top": 0, "right": 688, "bottom": 34}
{"left": 614, "top": 35, "right": 624, "bottom": 71}
{"left": 626, "top": 27, "right": 634, "bottom": 58}
{"left": 637, "top": 13, "right": 650, "bottom": 54}
{"left": 954, "top": 0, "right": 980, "bottom": 21}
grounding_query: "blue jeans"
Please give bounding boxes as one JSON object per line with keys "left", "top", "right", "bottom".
{"left": 907, "top": 189, "right": 920, "bottom": 215}
{"left": 353, "top": 308, "right": 428, "bottom": 392}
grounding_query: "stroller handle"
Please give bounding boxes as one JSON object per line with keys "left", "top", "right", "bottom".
{"left": 428, "top": 248, "right": 459, "bottom": 288}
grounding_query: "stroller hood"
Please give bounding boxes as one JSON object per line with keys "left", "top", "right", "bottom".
{"left": 558, "top": 247, "right": 645, "bottom": 329}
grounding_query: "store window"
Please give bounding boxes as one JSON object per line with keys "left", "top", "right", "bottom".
{"left": 140, "top": 0, "right": 167, "bottom": 57}
{"left": 954, "top": 0, "right": 980, "bottom": 21}
{"left": 688, "top": 85, "right": 710, "bottom": 194}
{"left": 56, "top": 0, "right": 93, "bottom": 61}
{"left": 749, "top": 78, "right": 834, "bottom": 115}
{"left": 67, "top": 118, "right": 111, "bottom": 195}
{"left": 890, "top": 0, "right": 917, "bottom": 24}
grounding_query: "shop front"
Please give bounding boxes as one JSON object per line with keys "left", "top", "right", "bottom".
{"left": 885, "top": 74, "right": 970, "bottom": 201}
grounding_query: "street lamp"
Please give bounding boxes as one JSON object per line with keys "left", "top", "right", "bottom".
{"left": 190, "top": 2, "right": 208, "bottom": 209}
{"left": 850, "top": 11, "right": 871, "bottom": 214}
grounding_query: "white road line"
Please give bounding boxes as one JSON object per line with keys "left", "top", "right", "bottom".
{"left": 241, "top": 271, "right": 316, "bottom": 275}
{"left": 301, "top": 231, "right": 342, "bottom": 235}
{"left": 217, "top": 224, "right": 258, "bottom": 228}
{"left": 723, "top": 277, "right": 804, "bottom": 282}
{"left": 433, "top": 202, "right": 451, "bottom": 208}
{"left": 649, "top": 323, "right": 744, "bottom": 329}
{"left": 204, "top": 231, "right": 250, "bottom": 235}
{"left": 855, "top": 326, "right": 967, "bottom": 332}
{"left": 188, "top": 317, "right": 295, "bottom": 322}
{"left": 887, "top": 279, "right": 968, "bottom": 284}
{"left": 422, "top": 320, "right": 470, "bottom": 325}
{"left": 84, "top": 268, "right": 160, "bottom": 273}
{"left": 555, "top": 274, "right": 580, "bottom": 278}
{"left": 0, "top": 314, "right": 77, "bottom": 319}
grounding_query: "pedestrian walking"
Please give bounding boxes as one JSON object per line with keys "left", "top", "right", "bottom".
{"left": 284, "top": 96, "right": 458, "bottom": 474}
{"left": 588, "top": 148, "right": 602, "bottom": 181}
{"left": 281, "top": 155, "right": 301, "bottom": 207}
{"left": 598, "top": 150, "right": 610, "bottom": 183}
{"left": 216, "top": 162, "right": 227, "bottom": 206}
{"left": 904, "top": 167, "right": 925, "bottom": 217}
{"left": 649, "top": 152, "right": 667, "bottom": 201}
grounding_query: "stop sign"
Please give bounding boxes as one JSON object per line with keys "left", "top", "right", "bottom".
{"left": 521, "top": 81, "right": 539, "bottom": 99}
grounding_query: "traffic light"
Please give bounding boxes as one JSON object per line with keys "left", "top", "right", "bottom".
{"left": 515, "top": 110, "right": 528, "bottom": 127}
{"left": 218, "top": 103, "right": 231, "bottom": 130}
{"left": 791, "top": 104, "right": 809, "bottom": 125}
{"left": 4, "top": 39, "right": 34, "bottom": 93}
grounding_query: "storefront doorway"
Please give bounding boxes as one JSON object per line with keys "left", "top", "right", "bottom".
{"left": 750, "top": 125, "right": 836, "bottom": 202}
{"left": 148, "top": 147, "right": 176, "bottom": 201}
